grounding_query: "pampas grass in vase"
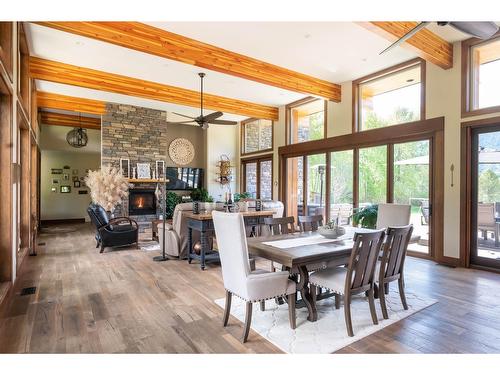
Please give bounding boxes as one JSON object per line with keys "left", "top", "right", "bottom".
{"left": 85, "top": 165, "right": 129, "bottom": 217}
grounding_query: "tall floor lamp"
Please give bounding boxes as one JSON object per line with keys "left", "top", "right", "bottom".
{"left": 153, "top": 167, "right": 168, "bottom": 262}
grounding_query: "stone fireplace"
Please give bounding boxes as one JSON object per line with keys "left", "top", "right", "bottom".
{"left": 129, "top": 189, "right": 156, "bottom": 216}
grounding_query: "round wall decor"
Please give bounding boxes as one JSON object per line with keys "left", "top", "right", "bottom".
{"left": 169, "top": 138, "right": 195, "bottom": 165}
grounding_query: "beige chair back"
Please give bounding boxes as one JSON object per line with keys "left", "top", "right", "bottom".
{"left": 478, "top": 203, "right": 496, "bottom": 227}
{"left": 376, "top": 204, "right": 411, "bottom": 230}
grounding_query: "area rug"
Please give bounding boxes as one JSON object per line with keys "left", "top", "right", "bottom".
{"left": 139, "top": 241, "right": 161, "bottom": 251}
{"left": 214, "top": 290, "right": 437, "bottom": 353}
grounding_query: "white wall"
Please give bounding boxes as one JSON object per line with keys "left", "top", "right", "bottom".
{"left": 40, "top": 151, "right": 100, "bottom": 221}
{"left": 205, "top": 124, "right": 239, "bottom": 201}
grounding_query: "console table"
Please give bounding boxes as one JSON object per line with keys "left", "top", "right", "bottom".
{"left": 185, "top": 210, "right": 275, "bottom": 270}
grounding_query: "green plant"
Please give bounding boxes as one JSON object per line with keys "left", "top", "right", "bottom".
{"left": 233, "top": 192, "right": 252, "bottom": 202}
{"left": 165, "top": 191, "right": 182, "bottom": 219}
{"left": 352, "top": 204, "right": 378, "bottom": 229}
{"left": 190, "top": 188, "right": 210, "bottom": 202}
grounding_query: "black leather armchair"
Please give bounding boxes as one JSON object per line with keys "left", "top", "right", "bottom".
{"left": 87, "top": 203, "right": 139, "bottom": 253}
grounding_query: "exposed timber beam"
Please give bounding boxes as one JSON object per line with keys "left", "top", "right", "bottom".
{"left": 37, "top": 91, "right": 106, "bottom": 115}
{"left": 358, "top": 22, "right": 453, "bottom": 69}
{"left": 34, "top": 22, "right": 341, "bottom": 102}
{"left": 40, "top": 111, "right": 101, "bottom": 130}
{"left": 30, "top": 57, "right": 279, "bottom": 120}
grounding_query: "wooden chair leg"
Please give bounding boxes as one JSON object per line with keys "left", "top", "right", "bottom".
{"left": 344, "top": 294, "right": 354, "bottom": 337}
{"left": 334, "top": 293, "right": 341, "bottom": 309}
{"left": 379, "top": 282, "right": 389, "bottom": 319}
{"left": 223, "top": 290, "right": 232, "bottom": 327}
{"left": 373, "top": 283, "right": 379, "bottom": 299}
{"left": 260, "top": 300, "right": 265, "bottom": 311}
{"left": 242, "top": 301, "right": 253, "bottom": 343}
{"left": 398, "top": 278, "right": 409, "bottom": 310}
{"left": 368, "top": 288, "right": 379, "bottom": 325}
{"left": 288, "top": 293, "right": 296, "bottom": 329}
{"left": 384, "top": 282, "right": 389, "bottom": 295}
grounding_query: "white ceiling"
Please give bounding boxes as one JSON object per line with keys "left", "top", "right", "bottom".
{"left": 26, "top": 21, "right": 477, "bottom": 120}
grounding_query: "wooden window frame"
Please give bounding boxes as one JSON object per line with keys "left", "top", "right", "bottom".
{"left": 240, "top": 117, "right": 274, "bottom": 156}
{"left": 460, "top": 115, "right": 500, "bottom": 271}
{"left": 0, "top": 22, "right": 14, "bottom": 82}
{"left": 241, "top": 154, "right": 274, "bottom": 200}
{"left": 285, "top": 96, "right": 328, "bottom": 145}
{"left": 17, "top": 22, "right": 30, "bottom": 121}
{"left": 279, "top": 116, "right": 445, "bottom": 264}
{"left": 352, "top": 58, "right": 426, "bottom": 133}
{"left": 461, "top": 32, "right": 500, "bottom": 118}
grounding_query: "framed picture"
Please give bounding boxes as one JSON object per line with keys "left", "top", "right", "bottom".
{"left": 80, "top": 177, "right": 85, "bottom": 181}
{"left": 51, "top": 187, "right": 57, "bottom": 193}
{"left": 74, "top": 181, "right": 81, "bottom": 188}
{"left": 78, "top": 190, "right": 88, "bottom": 195}
{"left": 60, "top": 185, "right": 71, "bottom": 193}
{"left": 72, "top": 176, "right": 79, "bottom": 182}
{"left": 156, "top": 160, "right": 165, "bottom": 180}
{"left": 52, "top": 179, "right": 59, "bottom": 184}
{"left": 72, "top": 169, "right": 78, "bottom": 175}
{"left": 63, "top": 174, "right": 69, "bottom": 181}
{"left": 120, "top": 158, "right": 130, "bottom": 178}
{"left": 63, "top": 165, "right": 70, "bottom": 170}
{"left": 136, "top": 163, "right": 151, "bottom": 179}
{"left": 51, "top": 168, "right": 63, "bottom": 174}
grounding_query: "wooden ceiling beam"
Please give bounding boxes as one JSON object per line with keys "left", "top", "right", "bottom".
{"left": 37, "top": 91, "right": 106, "bottom": 115}
{"left": 358, "top": 22, "right": 453, "bottom": 69}
{"left": 34, "top": 22, "right": 341, "bottom": 102}
{"left": 30, "top": 57, "right": 279, "bottom": 120}
{"left": 40, "top": 111, "right": 101, "bottom": 130}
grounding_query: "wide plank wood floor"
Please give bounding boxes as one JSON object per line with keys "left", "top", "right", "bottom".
{"left": 1, "top": 223, "right": 500, "bottom": 353}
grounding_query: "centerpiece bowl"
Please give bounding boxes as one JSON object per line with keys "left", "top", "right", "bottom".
{"left": 318, "top": 223, "right": 346, "bottom": 239}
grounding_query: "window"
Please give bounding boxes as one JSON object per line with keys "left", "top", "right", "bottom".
{"left": 287, "top": 98, "right": 326, "bottom": 144}
{"left": 330, "top": 150, "right": 353, "bottom": 224}
{"left": 241, "top": 118, "right": 273, "bottom": 155}
{"left": 465, "top": 36, "right": 500, "bottom": 113}
{"left": 358, "top": 145, "right": 387, "bottom": 205}
{"left": 354, "top": 59, "right": 424, "bottom": 132}
{"left": 241, "top": 156, "right": 273, "bottom": 199}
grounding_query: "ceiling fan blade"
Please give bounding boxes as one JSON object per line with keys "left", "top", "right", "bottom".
{"left": 379, "top": 21, "right": 430, "bottom": 55}
{"left": 166, "top": 121, "right": 196, "bottom": 125}
{"left": 208, "top": 119, "right": 238, "bottom": 125}
{"left": 172, "top": 112, "right": 196, "bottom": 120}
{"left": 202, "top": 111, "right": 224, "bottom": 121}
{"left": 448, "top": 22, "right": 499, "bottom": 39}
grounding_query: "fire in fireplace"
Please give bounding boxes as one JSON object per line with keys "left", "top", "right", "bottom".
{"left": 129, "top": 189, "right": 156, "bottom": 215}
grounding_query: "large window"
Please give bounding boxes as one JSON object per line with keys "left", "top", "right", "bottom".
{"left": 330, "top": 150, "right": 353, "bottom": 224}
{"left": 241, "top": 156, "right": 273, "bottom": 200}
{"left": 359, "top": 145, "right": 387, "bottom": 205}
{"left": 241, "top": 118, "right": 273, "bottom": 155}
{"left": 354, "top": 59, "right": 424, "bottom": 132}
{"left": 287, "top": 98, "right": 326, "bottom": 144}
{"left": 464, "top": 35, "right": 500, "bottom": 113}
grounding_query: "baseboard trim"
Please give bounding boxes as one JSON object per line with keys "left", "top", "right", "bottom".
{"left": 437, "top": 255, "right": 460, "bottom": 268}
{"left": 41, "top": 218, "right": 86, "bottom": 226}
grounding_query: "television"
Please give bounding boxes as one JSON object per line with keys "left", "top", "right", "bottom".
{"left": 165, "top": 167, "right": 203, "bottom": 190}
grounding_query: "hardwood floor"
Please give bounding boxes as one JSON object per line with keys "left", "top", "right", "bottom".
{"left": 1, "top": 223, "right": 500, "bottom": 353}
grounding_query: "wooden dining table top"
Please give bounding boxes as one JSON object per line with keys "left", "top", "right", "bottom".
{"left": 247, "top": 232, "right": 354, "bottom": 268}
{"left": 185, "top": 210, "right": 275, "bottom": 221}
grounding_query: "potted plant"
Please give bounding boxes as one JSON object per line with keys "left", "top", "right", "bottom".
{"left": 233, "top": 192, "right": 252, "bottom": 202}
{"left": 190, "top": 188, "right": 214, "bottom": 213}
{"left": 351, "top": 204, "right": 378, "bottom": 229}
{"left": 165, "top": 191, "right": 182, "bottom": 219}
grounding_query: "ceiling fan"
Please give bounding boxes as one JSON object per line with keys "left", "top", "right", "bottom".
{"left": 166, "top": 72, "right": 238, "bottom": 130}
{"left": 380, "top": 22, "right": 499, "bottom": 55}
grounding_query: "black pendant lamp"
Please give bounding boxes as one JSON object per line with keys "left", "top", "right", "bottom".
{"left": 66, "top": 113, "right": 88, "bottom": 148}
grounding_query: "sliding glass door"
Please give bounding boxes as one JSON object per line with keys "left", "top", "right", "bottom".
{"left": 330, "top": 150, "right": 353, "bottom": 225}
{"left": 470, "top": 126, "right": 500, "bottom": 269}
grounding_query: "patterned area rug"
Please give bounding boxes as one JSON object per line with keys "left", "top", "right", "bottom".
{"left": 215, "top": 289, "right": 436, "bottom": 353}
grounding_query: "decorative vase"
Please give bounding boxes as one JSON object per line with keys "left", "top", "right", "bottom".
{"left": 193, "top": 201, "right": 200, "bottom": 215}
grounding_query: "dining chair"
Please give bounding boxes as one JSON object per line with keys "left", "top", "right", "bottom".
{"left": 212, "top": 211, "right": 297, "bottom": 343}
{"left": 376, "top": 225, "right": 413, "bottom": 319}
{"left": 309, "top": 230, "right": 386, "bottom": 337}
{"left": 298, "top": 215, "right": 324, "bottom": 232}
{"left": 376, "top": 203, "right": 411, "bottom": 230}
{"left": 263, "top": 216, "right": 296, "bottom": 236}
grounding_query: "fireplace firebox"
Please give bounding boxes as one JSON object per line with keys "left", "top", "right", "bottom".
{"left": 129, "top": 189, "right": 156, "bottom": 215}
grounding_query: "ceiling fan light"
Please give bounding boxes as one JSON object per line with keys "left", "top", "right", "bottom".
{"left": 449, "top": 22, "right": 499, "bottom": 39}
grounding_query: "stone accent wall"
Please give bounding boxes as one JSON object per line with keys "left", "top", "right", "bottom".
{"left": 102, "top": 103, "right": 169, "bottom": 169}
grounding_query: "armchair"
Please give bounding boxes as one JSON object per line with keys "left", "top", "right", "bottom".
{"left": 87, "top": 204, "right": 139, "bottom": 253}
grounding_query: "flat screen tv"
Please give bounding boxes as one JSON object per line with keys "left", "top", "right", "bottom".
{"left": 165, "top": 167, "right": 203, "bottom": 190}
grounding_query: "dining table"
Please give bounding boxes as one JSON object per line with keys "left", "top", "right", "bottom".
{"left": 246, "top": 230, "right": 359, "bottom": 322}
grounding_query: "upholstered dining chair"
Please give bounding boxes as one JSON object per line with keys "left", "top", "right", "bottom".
{"left": 376, "top": 225, "right": 413, "bottom": 319}
{"left": 309, "top": 230, "right": 386, "bottom": 337}
{"left": 212, "top": 211, "right": 297, "bottom": 343}
{"left": 376, "top": 203, "right": 411, "bottom": 230}
{"left": 298, "top": 215, "right": 324, "bottom": 232}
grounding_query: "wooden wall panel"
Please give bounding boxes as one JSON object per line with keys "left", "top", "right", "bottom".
{"left": 30, "top": 57, "right": 279, "bottom": 120}
{"left": 36, "top": 22, "right": 341, "bottom": 102}
{"left": 0, "top": 22, "right": 13, "bottom": 82}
